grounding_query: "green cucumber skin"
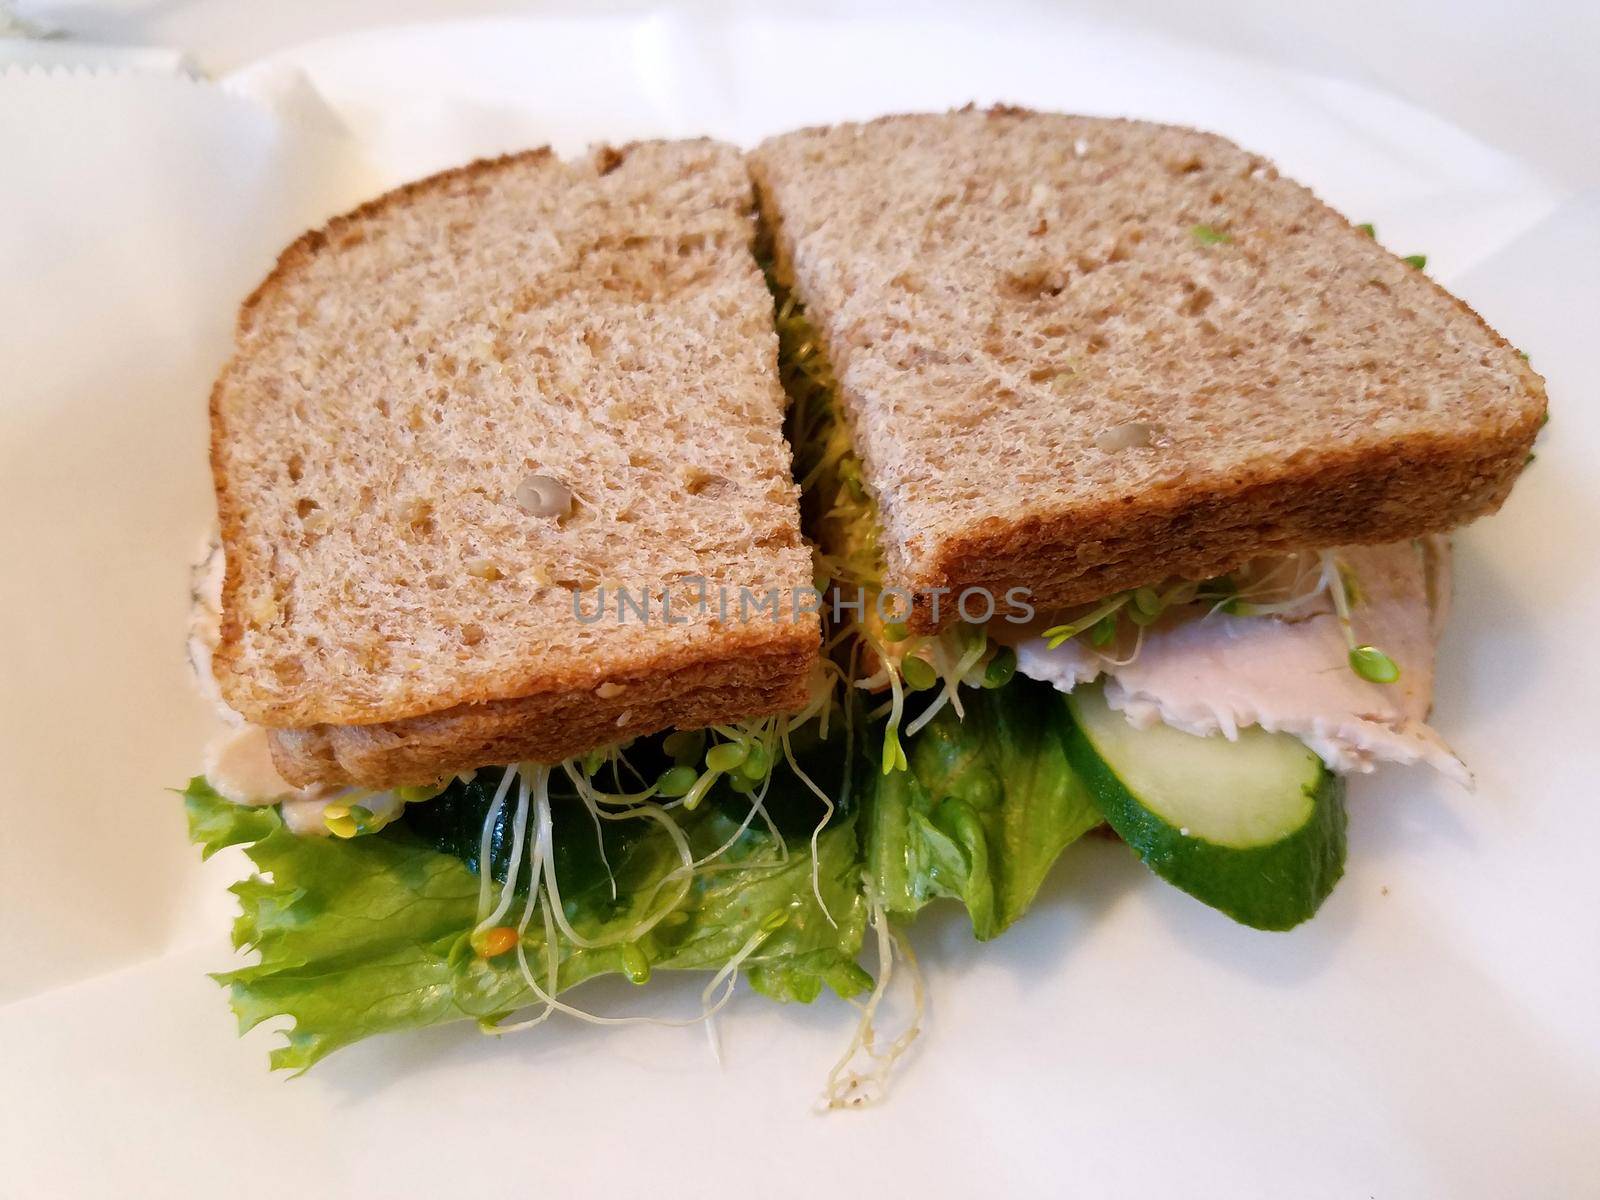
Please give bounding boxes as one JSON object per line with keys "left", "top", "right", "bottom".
{"left": 1059, "top": 710, "right": 1347, "bottom": 931}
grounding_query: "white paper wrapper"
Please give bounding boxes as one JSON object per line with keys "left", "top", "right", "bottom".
{"left": 1, "top": 15, "right": 1596, "bottom": 1196}
{"left": 0, "top": 61, "right": 378, "bottom": 999}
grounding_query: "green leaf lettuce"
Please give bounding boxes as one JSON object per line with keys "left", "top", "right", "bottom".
{"left": 182, "top": 777, "right": 867, "bottom": 1072}
{"left": 862, "top": 678, "right": 1101, "bottom": 939}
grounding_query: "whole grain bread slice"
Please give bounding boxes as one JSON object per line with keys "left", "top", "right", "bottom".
{"left": 209, "top": 141, "right": 817, "bottom": 787}
{"left": 750, "top": 108, "right": 1546, "bottom": 629}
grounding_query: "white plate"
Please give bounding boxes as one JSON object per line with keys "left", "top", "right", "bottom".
{"left": 3, "top": 13, "right": 1597, "bottom": 1197}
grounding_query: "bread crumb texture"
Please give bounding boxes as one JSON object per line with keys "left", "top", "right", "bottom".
{"left": 212, "top": 140, "right": 816, "bottom": 737}
{"left": 751, "top": 108, "right": 1546, "bottom": 626}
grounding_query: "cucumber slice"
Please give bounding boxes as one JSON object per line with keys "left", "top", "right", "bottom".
{"left": 1062, "top": 685, "right": 1346, "bottom": 930}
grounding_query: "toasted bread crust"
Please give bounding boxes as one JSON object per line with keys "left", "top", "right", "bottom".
{"left": 752, "top": 108, "right": 1546, "bottom": 632}
{"left": 230, "top": 147, "right": 557, "bottom": 341}
{"left": 909, "top": 423, "right": 1534, "bottom": 626}
{"left": 269, "top": 634, "right": 814, "bottom": 788}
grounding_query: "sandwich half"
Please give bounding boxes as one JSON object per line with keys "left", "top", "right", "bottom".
{"left": 189, "top": 141, "right": 876, "bottom": 1077}
{"left": 751, "top": 108, "right": 1542, "bottom": 940}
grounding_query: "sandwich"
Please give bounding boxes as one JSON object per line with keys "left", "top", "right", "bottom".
{"left": 182, "top": 110, "right": 1544, "bottom": 1100}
